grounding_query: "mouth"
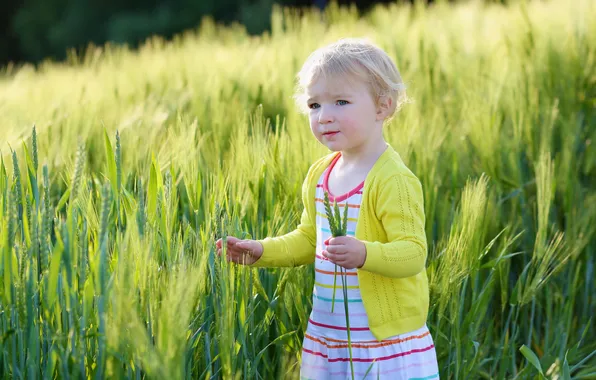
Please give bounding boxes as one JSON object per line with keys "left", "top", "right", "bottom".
{"left": 322, "top": 131, "right": 339, "bottom": 137}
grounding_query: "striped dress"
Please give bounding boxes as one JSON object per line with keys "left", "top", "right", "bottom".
{"left": 300, "top": 155, "right": 440, "bottom": 380}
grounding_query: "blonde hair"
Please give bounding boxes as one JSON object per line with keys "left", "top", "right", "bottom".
{"left": 294, "top": 38, "right": 408, "bottom": 120}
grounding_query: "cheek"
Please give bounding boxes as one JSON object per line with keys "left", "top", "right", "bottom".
{"left": 309, "top": 115, "right": 318, "bottom": 132}
{"left": 338, "top": 114, "right": 359, "bottom": 131}
{"left": 345, "top": 108, "right": 371, "bottom": 131}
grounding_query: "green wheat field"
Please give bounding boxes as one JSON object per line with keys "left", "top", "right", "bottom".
{"left": 0, "top": 0, "right": 595, "bottom": 378}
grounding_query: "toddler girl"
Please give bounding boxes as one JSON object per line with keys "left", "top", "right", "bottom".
{"left": 217, "top": 38, "right": 439, "bottom": 379}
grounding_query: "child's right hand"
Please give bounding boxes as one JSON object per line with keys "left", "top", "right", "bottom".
{"left": 215, "top": 236, "right": 263, "bottom": 265}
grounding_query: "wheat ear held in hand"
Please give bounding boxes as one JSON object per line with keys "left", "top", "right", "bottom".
{"left": 323, "top": 192, "right": 349, "bottom": 312}
{"left": 323, "top": 191, "right": 337, "bottom": 234}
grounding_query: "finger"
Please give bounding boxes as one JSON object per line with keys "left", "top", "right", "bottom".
{"left": 234, "top": 242, "right": 251, "bottom": 255}
{"left": 225, "top": 236, "right": 241, "bottom": 245}
{"left": 228, "top": 252, "right": 243, "bottom": 263}
{"left": 222, "top": 248, "right": 236, "bottom": 260}
{"left": 229, "top": 246, "right": 253, "bottom": 258}
{"left": 322, "top": 250, "right": 343, "bottom": 262}
{"left": 236, "top": 240, "right": 260, "bottom": 253}
{"left": 329, "top": 246, "right": 349, "bottom": 254}
{"left": 326, "top": 239, "right": 348, "bottom": 248}
{"left": 226, "top": 247, "right": 245, "bottom": 257}
{"left": 331, "top": 258, "right": 350, "bottom": 268}
{"left": 330, "top": 236, "right": 352, "bottom": 245}
{"left": 326, "top": 245, "right": 347, "bottom": 254}
{"left": 226, "top": 242, "right": 243, "bottom": 251}
{"left": 220, "top": 241, "right": 236, "bottom": 253}
{"left": 332, "top": 257, "right": 351, "bottom": 267}
{"left": 220, "top": 244, "right": 239, "bottom": 257}
{"left": 232, "top": 251, "right": 255, "bottom": 264}
{"left": 235, "top": 241, "right": 249, "bottom": 249}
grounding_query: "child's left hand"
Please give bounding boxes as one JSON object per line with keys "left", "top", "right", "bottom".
{"left": 322, "top": 236, "right": 367, "bottom": 269}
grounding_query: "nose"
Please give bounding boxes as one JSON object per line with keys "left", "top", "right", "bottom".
{"left": 318, "top": 105, "right": 334, "bottom": 124}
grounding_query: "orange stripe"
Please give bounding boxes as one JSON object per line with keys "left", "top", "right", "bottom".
{"left": 316, "top": 268, "right": 358, "bottom": 276}
{"left": 315, "top": 198, "right": 360, "bottom": 208}
{"left": 304, "top": 331, "right": 430, "bottom": 348}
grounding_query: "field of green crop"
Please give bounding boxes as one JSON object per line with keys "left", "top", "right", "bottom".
{"left": 0, "top": 0, "right": 594, "bottom": 378}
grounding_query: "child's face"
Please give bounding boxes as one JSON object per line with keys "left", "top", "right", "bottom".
{"left": 305, "top": 75, "right": 384, "bottom": 155}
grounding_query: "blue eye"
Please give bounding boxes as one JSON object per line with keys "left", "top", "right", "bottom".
{"left": 308, "top": 103, "right": 320, "bottom": 109}
{"left": 337, "top": 100, "right": 349, "bottom": 106}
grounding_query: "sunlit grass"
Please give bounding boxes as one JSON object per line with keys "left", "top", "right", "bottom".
{"left": 0, "top": 0, "right": 594, "bottom": 378}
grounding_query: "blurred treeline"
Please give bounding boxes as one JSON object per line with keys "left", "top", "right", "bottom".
{"left": 1, "top": 0, "right": 510, "bottom": 67}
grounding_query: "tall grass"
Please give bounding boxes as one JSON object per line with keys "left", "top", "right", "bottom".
{"left": 0, "top": 0, "right": 595, "bottom": 378}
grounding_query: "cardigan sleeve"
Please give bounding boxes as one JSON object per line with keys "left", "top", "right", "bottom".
{"left": 360, "top": 173, "right": 428, "bottom": 278}
{"left": 251, "top": 170, "right": 317, "bottom": 268}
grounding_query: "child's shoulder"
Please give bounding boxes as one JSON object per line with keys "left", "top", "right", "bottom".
{"left": 373, "top": 146, "right": 420, "bottom": 183}
{"left": 371, "top": 150, "right": 424, "bottom": 204}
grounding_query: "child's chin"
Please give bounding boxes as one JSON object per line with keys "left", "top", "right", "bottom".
{"left": 322, "top": 141, "right": 342, "bottom": 151}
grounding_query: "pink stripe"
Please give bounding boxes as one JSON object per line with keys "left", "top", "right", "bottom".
{"left": 312, "top": 308, "right": 368, "bottom": 317}
{"left": 308, "top": 318, "right": 370, "bottom": 331}
{"left": 302, "top": 363, "right": 328, "bottom": 372}
{"left": 301, "top": 359, "right": 437, "bottom": 377}
{"left": 303, "top": 344, "right": 435, "bottom": 363}
{"left": 303, "top": 348, "right": 327, "bottom": 359}
{"left": 305, "top": 331, "right": 431, "bottom": 348}
{"left": 315, "top": 269, "right": 358, "bottom": 277}
{"left": 316, "top": 268, "right": 358, "bottom": 276}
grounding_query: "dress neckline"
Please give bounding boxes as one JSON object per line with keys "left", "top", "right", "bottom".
{"left": 322, "top": 153, "right": 365, "bottom": 203}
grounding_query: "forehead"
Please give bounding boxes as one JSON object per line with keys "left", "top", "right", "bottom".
{"left": 305, "top": 73, "right": 369, "bottom": 98}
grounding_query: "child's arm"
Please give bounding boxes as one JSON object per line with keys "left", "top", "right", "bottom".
{"left": 250, "top": 175, "right": 317, "bottom": 268}
{"left": 360, "top": 173, "right": 428, "bottom": 278}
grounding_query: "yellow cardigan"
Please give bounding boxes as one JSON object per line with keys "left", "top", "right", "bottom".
{"left": 252, "top": 144, "right": 429, "bottom": 341}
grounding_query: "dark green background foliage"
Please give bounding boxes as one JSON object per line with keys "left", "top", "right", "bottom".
{"left": 2, "top": 0, "right": 512, "bottom": 66}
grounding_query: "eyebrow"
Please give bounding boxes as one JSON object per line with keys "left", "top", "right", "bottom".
{"left": 306, "top": 93, "right": 351, "bottom": 103}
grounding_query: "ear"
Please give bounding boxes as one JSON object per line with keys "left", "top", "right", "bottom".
{"left": 375, "top": 95, "right": 393, "bottom": 121}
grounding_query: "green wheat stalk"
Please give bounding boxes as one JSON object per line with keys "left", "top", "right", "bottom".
{"left": 69, "top": 143, "right": 85, "bottom": 206}
{"left": 32, "top": 125, "right": 38, "bottom": 173}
